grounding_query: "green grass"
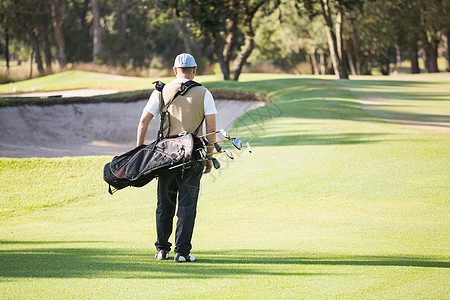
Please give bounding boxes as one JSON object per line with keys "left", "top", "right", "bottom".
{"left": 1, "top": 73, "right": 449, "bottom": 299}
{"left": 0, "top": 70, "right": 299, "bottom": 94}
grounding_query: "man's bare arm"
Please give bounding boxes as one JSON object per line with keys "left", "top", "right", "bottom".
{"left": 137, "top": 111, "right": 154, "bottom": 146}
{"left": 204, "top": 114, "right": 216, "bottom": 174}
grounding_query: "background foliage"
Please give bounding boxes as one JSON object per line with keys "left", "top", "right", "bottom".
{"left": 0, "top": 0, "right": 449, "bottom": 82}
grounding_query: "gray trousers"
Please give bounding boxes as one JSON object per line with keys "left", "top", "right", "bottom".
{"left": 154, "top": 162, "right": 203, "bottom": 255}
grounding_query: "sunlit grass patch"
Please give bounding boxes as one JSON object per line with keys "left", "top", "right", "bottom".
{"left": 0, "top": 73, "right": 449, "bottom": 298}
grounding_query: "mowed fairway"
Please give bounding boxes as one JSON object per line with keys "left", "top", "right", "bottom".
{"left": 1, "top": 73, "right": 449, "bottom": 299}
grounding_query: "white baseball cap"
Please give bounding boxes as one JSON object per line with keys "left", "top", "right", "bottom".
{"left": 174, "top": 53, "right": 197, "bottom": 68}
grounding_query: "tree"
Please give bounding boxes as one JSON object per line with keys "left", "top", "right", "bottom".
{"left": 7, "top": 0, "right": 54, "bottom": 75}
{"left": 179, "top": 0, "right": 231, "bottom": 80}
{"left": 232, "top": 0, "right": 281, "bottom": 80}
{"left": 91, "top": 0, "right": 102, "bottom": 63}
{"left": 177, "top": 0, "right": 280, "bottom": 80}
{"left": 116, "top": 0, "right": 128, "bottom": 41}
{"left": 250, "top": 0, "right": 330, "bottom": 74}
{"left": 444, "top": 28, "right": 450, "bottom": 72}
{"left": 64, "top": 0, "right": 92, "bottom": 63}
{"left": 51, "top": 0, "right": 67, "bottom": 69}
{"left": 319, "top": 0, "right": 348, "bottom": 78}
{"left": 417, "top": 0, "right": 450, "bottom": 73}
{"left": 302, "top": 0, "right": 348, "bottom": 78}
{"left": 0, "top": 0, "right": 13, "bottom": 71}
{"left": 345, "top": 0, "right": 399, "bottom": 75}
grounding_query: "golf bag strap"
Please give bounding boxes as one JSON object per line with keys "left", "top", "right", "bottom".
{"left": 153, "top": 81, "right": 167, "bottom": 141}
{"left": 158, "top": 90, "right": 166, "bottom": 141}
{"left": 164, "top": 80, "right": 202, "bottom": 109}
{"left": 179, "top": 80, "right": 202, "bottom": 95}
{"left": 194, "top": 116, "right": 205, "bottom": 136}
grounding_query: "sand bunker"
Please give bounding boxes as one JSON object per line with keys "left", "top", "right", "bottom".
{"left": 0, "top": 97, "right": 263, "bottom": 158}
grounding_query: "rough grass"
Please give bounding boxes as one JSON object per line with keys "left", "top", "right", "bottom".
{"left": 0, "top": 73, "right": 449, "bottom": 299}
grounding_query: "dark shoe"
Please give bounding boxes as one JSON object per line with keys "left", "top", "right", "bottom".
{"left": 155, "top": 249, "right": 169, "bottom": 260}
{"left": 174, "top": 253, "right": 196, "bottom": 263}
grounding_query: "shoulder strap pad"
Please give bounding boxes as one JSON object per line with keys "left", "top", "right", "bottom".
{"left": 179, "top": 80, "right": 202, "bottom": 95}
{"left": 153, "top": 81, "right": 165, "bottom": 92}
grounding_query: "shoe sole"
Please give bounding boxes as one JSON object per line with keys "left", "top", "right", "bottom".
{"left": 174, "top": 255, "right": 196, "bottom": 263}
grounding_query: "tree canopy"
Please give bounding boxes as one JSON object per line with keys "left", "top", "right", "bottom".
{"left": 0, "top": 0, "right": 449, "bottom": 81}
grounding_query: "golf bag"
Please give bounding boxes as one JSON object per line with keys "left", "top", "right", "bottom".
{"left": 103, "top": 80, "right": 205, "bottom": 194}
{"left": 103, "top": 132, "right": 204, "bottom": 194}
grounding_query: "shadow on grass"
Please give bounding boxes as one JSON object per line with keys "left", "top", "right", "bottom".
{"left": 209, "top": 78, "right": 449, "bottom": 102}
{"left": 224, "top": 78, "right": 450, "bottom": 142}
{"left": 0, "top": 243, "right": 448, "bottom": 279}
{"left": 236, "top": 98, "right": 450, "bottom": 129}
{"left": 246, "top": 133, "right": 390, "bottom": 147}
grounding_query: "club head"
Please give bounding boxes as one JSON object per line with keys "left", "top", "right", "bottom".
{"left": 202, "top": 137, "right": 209, "bottom": 146}
{"left": 214, "top": 143, "right": 222, "bottom": 152}
{"left": 224, "top": 149, "right": 234, "bottom": 159}
{"left": 231, "top": 137, "right": 242, "bottom": 150}
{"left": 246, "top": 142, "right": 252, "bottom": 153}
{"left": 219, "top": 129, "right": 230, "bottom": 139}
{"left": 211, "top": 157, "right": 221, "bottom": 169}
{"left": 198, "top": 148, "right": 207, "bottom": 159}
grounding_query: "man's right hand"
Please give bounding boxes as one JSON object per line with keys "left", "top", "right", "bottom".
{"left": 203, "top": 159, "right": 213, "bottom": 174}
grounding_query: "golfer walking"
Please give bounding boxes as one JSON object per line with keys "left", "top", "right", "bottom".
{"left": 136, "top": 53, "right": 217, "bottom": 262}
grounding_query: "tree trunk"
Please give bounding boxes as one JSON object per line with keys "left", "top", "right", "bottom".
{"left": 335, "top": 9, "right": 349, "bottom": 78}
{"left": 394, "top": 44, "right": 401, "bottom": 74}
{"left": 409, "top": 33, "right": 420, "bottom": 74}
{"left": 424, "top": 37, "right": 440, "bottom": 73}
{"left": 352, "top": 26, "right": 363, "bottom": 75}
{"left": 43, "top": 34, "right": 52, "bottom": 71}
{"left": 320, "top": 0, "right": 348, "bottom": 79}
{"left": 232, "top": 16, "right": 255, "bottom": 81}
{"left": 346, "top": 47, "right": 357, "bottom": 75}
{"left": 324, "top": 26, "right": 338, "bottom": 76}
{"left": 410, "top": 50, "right": 420, "bottom": 74}
{"left": 443, "top": 28, "right": 450, "bottom": 72}
{"left": 28, "top": 30, "right": 45, "bottom": 74}
{"left": 212, "top": 33, "right": 229, "bottom": 80}
{"left": 223, "top": 0, "right": 240, "bottom": 68}
{"left": 92, "top": 0, "right": 102, "bottom": 63}
{"left": 116, "top": 0, "right": 127, "bottom": 41}
{"left": 40, "top": 4, "right": 52, "bottom": 72}
{"left": 309, "top": 49, "right": 320, "bottom": 75}
{"left": 380, "top": 59, "right": 390, "bottom": 75}
{"left": 232, "top": 32, "right": 254, "bottom": 80}
{"left": 5, "top": 27, "right": 10, "bottom": 70}
{"left": 52, "top": 0, "right": 67, "bottom": 69}
{"left": 319, "top": 49, "right": 326, "bottom": 75}
{"left": 30, "top": 50, "right": 34, "bottom": 78}
{"left": 76, "top": 0, "right": 92, "bottom": 61}
{"left": 428, "top": 38, "right": 439, "bottom": 72}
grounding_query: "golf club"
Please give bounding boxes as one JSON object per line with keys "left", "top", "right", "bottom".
{"left": 198, "top": 128, "right": 229, "bottom": 139}
{"left": 168, "top": 156, "right": 221, "bottom": 170}
{"left": 214, "top": 143, "right": 222, "bottom": 152}
{"left": 209, "top": 149, "right": 234, "bottom": 159}
{"left": 202, "top": 136, "right": 210, "bottom": 147}
{"left": 231, "top": 137, "right": 242, "bottom": 150}
{"left": 246, "top": 142, "right": 252, "bottom": 153}
{"left": 197, "top": 148, "right": 207, "bottom": 159}
{"left": 216, "top": 140, "right": 251, "bottom": 152}
{"left": 202, "top": 136, "right": 224, "bottom": 152}
{"left": 211, "top": 157, "right": 221, "bottom": 169}
{"left": 211, "top": 137, "right": 242, "bottom": 150}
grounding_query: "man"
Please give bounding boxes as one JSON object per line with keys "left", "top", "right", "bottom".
{"left": 136, "top": 53, "right": 217, "bottom": 263}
